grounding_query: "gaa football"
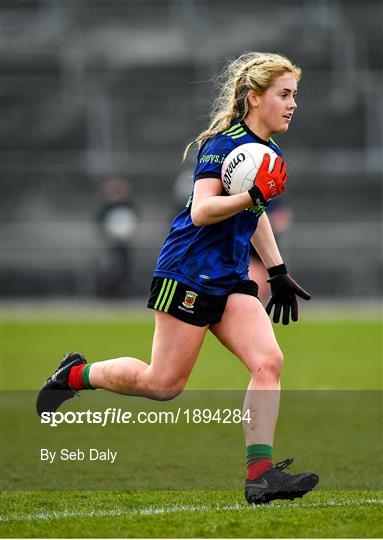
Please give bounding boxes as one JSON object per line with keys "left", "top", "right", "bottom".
{"left": 221, "top": 143, "right": 278, "bottom": 195}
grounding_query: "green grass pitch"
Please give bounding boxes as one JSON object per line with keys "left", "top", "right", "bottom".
{"left": 1, "top": 310, "right": 382, "bottom": 537}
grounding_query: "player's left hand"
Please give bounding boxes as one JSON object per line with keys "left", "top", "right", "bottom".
{"left": 266, "top": 265, "right": 311, "bottom": 325}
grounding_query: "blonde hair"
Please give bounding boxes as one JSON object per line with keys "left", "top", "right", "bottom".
{"left": 184, "top": 52, "right": 301, "bottom": 158}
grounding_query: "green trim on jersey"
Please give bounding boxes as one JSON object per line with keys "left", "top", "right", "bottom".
{"left": 246, "top": 204, "right": 267, "bottom": 216}
{"left": 222, "top": 124, "right": 242, "bottom": 135}
{"left": 269, "top": 137, "right": 280, "bottom": 150}
{"left": 154, "top": 278, "right": 178, "bottom": 312}
{"left": 223, "top": 125, "right": 243, "bottom": 136}
{"left": 230, "top": 129, "right": 247, "bottom": 139}
{"left": 222, "top": 124, "right": 247, "bottom": 140}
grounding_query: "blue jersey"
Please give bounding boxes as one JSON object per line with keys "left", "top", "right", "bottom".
{"left": 154, "top": 119, "right": 282, "bottom": 295}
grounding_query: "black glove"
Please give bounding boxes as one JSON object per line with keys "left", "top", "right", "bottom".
{"left": 266, "top": 264, "right": 311, "bottom": 325}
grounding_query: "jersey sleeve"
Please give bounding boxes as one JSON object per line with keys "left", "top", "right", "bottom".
{"left": 193, "top": 135, "right": 236, "bottom": 181}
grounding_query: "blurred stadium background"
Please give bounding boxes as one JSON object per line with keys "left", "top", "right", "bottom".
{"left": 1, "top": 5, "right": 382, "bottom": 536}
{"left": 1, "top": 0, "right": 382, "bottom": 301}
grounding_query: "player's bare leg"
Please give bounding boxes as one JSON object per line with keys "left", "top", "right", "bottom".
{"left": 36, "top": 312, "right": 208, "bottom": 414}
{"left": 210, "top": 293, "right": 282, "bottom": 446}
{"left": 210, "top": 293, "right": 318, "bottom": 503}
{"left": 89, "top": 311, "right": 208, "bottom": 399}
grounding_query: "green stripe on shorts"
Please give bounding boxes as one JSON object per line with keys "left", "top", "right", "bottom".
{"left": 159, "top": 279, "right": 173, "bottom": 311}
{"left": 164, "top": 280, "right": 178, "bottom": 312}
{"left": 154, "top": 278, "right": 168, "bottom": 309}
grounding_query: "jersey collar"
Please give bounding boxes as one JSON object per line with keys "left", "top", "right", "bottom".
{"left": 240, "top": 120, "right": 270, "bottom": 145}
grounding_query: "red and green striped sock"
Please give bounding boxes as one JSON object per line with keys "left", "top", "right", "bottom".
{"left": 68, "top": 363, "right": 94, "bottom": 391}
{"left": 246, "top": 444, "right": 272, "bottom": 480}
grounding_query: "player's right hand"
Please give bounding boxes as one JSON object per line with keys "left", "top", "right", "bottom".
{"left": 248, "top": 154, "right": 288, "bottom": 205}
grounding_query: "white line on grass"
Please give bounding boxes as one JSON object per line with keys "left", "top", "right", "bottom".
{"left": 1, "top": 498, "right": 382, "bottom": 523}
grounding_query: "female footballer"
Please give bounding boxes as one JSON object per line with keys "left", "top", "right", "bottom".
{"left": 37, "top": 52, "right": 319, "bottom": 504}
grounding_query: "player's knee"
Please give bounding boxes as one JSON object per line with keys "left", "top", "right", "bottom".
{"left": 255, "top": 348, "right": 284, "bottom": 381}
{"left": 147, "top": 378, "right": 186, "bottom": 401}
{"left": 150, "top": 386, "right": 184, "bottom": 401}
{"left": 154, "top": 387, "right": 183, "bottom": 401}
